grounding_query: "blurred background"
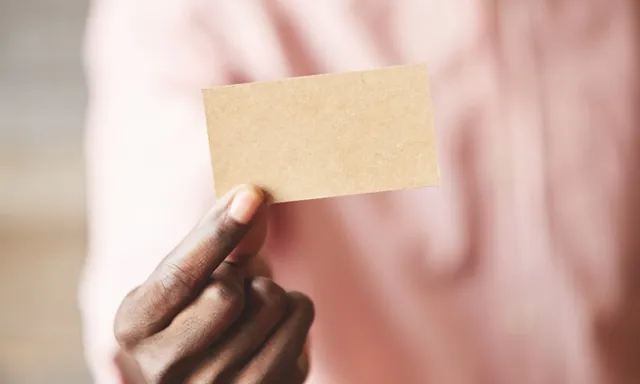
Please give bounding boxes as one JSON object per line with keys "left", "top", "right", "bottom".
{"left": 0, "top": 0, "right": 91, "bottom": 382}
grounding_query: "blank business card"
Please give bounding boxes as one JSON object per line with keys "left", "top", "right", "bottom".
{"left": 203, "top": 64, "right": 439, "bottom": 203}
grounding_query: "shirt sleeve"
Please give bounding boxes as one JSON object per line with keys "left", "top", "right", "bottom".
{"left": 78, "top": 1, "right": 229, "bottom": 382}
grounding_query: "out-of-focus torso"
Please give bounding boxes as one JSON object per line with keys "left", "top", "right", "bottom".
{"left": 81, "top": 1, "right": 640, "bottom": 383}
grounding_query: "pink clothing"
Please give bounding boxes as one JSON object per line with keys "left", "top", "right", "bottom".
{"left": 80, "top": 0, "right": 640, "bottom": 383}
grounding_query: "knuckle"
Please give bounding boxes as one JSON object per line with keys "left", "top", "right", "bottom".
{"left": 113, "top": 318, "right": 136, "bottom": 347}
{"left": 252, "top": 276, "right": 282, "bottom": 296}
{"left": 201, "top": 281, "right": 244, "bottom": 316}
{"left": 252, "top": 277, "right": 288, "bottom": 314}
{"left": 136, "top": 341, "right": 183, "bottom": 384}
{"left": 141, "top": 362, "right": 169, "bottom": 384}
{"left": 113, "top": 289, "right": 143, "bottom": 347}
{"left": 186, "top": 366, "right": 229, "bottom": 384}
{"left": 290, "top": 292, "right": 315, "bottom": 324}
{"left": 141, "top": 361, "right": 172, "bottom": 384}
{"left": 183, "top": 359, "right": 230, "bottom": 384}
{"left": 147, "top": 263, "right": 201, "bottom": 312}
{"left": 237, "top": 374, "right": 269, "bottom": 384}
{"left": 162, "top": 262, "right": 199, "bottom": 293}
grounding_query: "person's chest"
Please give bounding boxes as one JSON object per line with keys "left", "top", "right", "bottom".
{"left": 228, "top": 0, "right": 640, "bottom": 383}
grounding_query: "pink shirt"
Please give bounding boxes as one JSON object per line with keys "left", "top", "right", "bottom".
{"left": 80, "top": 0, "right": 640, "bottom": 383}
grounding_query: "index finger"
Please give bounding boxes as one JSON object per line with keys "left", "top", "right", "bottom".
{"left": 116, "top": 185, "right": 265, "bottom": 341}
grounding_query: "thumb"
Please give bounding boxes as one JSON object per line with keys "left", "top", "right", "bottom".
{"left": 226, "top": 198, "right": 269, "bottom": 264}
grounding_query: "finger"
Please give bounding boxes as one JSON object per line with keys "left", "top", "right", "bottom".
{"left": 267, "top": 349, "right": 310, "bottom": 384}
{"left": 274, "top": 363, "right": 309, "bottom": 384}
{"left": 186, "top": 277, "right": 289, "bottom": 382}
{"left": 226, "top": 202, "right": 269, "bottom": 264}
{"left": 132, "top": 264, "right": 246, "bottom": 382}
{"left": 115, "top": 185, "right": 264, "bottom": 345}
{"left": 114, "top": 349, "right": 146, "bottom": 384}
{"left": 242, "top": 254, "right": 273, "bottom": 278}
{"left": 233, "top": 292, "right": 315, "bottom": 383}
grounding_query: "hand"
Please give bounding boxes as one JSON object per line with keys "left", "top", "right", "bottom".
{"left": 113, "top": 185, "right": 314, "bottom": 384}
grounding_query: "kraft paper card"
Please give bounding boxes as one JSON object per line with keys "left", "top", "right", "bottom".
{"left": 203, "top": 64, "right": 439, "bottom": 203}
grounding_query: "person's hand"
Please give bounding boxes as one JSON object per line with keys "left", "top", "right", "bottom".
{"left": 113, "top": 185, "right": 314, "bottom": 384}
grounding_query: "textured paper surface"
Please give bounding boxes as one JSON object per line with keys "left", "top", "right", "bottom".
{"left": 203, "top": 64, "right": 439, "bottom": 203}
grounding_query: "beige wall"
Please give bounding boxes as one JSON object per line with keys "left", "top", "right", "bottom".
{"left": 0, "top": 0, "right": 91, "bottom": 382}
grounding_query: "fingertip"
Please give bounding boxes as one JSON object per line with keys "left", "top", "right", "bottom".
{"left": 228, "top": 184, "right": 265, "bottom": 224}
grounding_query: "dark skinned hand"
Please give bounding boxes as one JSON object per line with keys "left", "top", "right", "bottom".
{"left": 113, "top": 185, "right": 314, "bottom": 384}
